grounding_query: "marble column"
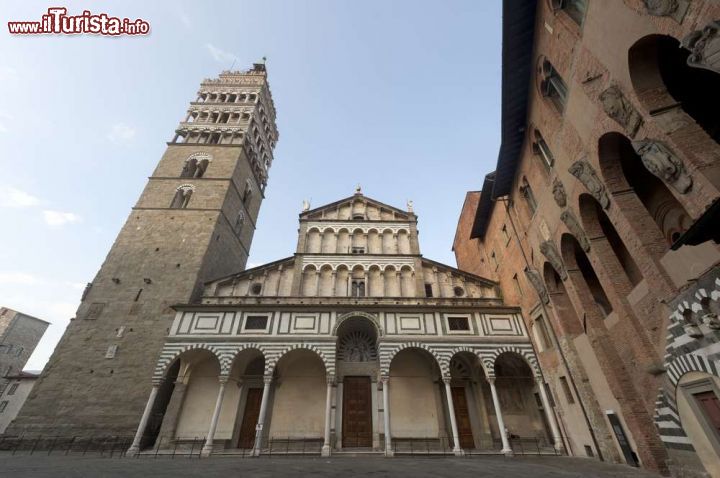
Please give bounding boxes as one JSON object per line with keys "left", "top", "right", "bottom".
{"left": 381, "top": 377, "right": 393, "bottom": 456}
{"left": 253, "top": 376, "right": 273, "bottom": 456}
{"left": 322, "top": 375, "right": 334, "bottom": 456}
{"left": 488, "top": 378, "right": 512, "bottom": 456}
{"left": 536, "top": 377, "right": 563, "bottom": 451}
{"left": 127, "top": 381, "right": 161, "bottom": 455}
{"left": 201, "top": 376, "right": 228, "bottom": 456}
{"left": 443, "top": 378, "right": 463, "bottom": 455}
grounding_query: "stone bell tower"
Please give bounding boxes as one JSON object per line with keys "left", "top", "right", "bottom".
{"left": 8, "top": 64, "right": 279, "bottom": 436}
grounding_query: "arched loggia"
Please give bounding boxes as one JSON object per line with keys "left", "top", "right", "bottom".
{"left": 598, "top": 132, "right": 691, "bottom": 249}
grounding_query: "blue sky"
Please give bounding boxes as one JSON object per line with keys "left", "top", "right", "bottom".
{"left": 0, "top": 0, "right": 501, "bottom": 370}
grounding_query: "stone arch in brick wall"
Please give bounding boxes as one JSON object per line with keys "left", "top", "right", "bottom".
{"left": 628, "top": 33, "right": 720, "bottom": 192}
{"left": 597, "top": 132, "right": 692, "bottom": 250}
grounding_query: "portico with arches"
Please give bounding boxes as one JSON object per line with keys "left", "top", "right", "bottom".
{"left": 127, "top": 191, "right": 557, "bottom": 457}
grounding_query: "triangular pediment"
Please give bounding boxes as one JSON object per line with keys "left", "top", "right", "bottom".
{"left": 301, "top": 194, "right": 412, "bottom": 221}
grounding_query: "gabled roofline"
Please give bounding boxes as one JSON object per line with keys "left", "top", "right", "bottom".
{"left": 421, "top": 257, "right": 498, "bottom": 287}
{"left": 204, "top": 256, "right": 295, "bottom": 285}
{"left": 300, "top": 194, "right": 413, "bottom": 220}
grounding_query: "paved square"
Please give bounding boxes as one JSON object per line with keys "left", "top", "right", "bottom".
{"left": 0, "top": 455, "right": 663, "bottom": 477}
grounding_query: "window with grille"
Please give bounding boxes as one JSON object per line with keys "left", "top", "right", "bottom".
{"left": 448, "top": 317, "right": 470, "bottom": 331}
{"left": 245, "top": 315, "right": 268, "bottom": 330}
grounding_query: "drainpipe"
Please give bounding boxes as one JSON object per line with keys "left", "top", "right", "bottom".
{"left": 496, "top": 196, "right": 604, "bottom": 461}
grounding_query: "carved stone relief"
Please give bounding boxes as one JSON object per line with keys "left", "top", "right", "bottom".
{"left": 599, "top": 85, "right": 642, "bottom": 137}
{"left": 682, "top": 21, "right": 720, "bottom": 74}
{"left": 524, "top": 267, "right": 549, "bottom": 304}
{"left": 643, "top": 0, "right": 689, "bottom": 23}
{"left": 540, "top": 240, "right": 568, "bottom": 281}
{"left": 568, "top": 159, "right": 610, "bottom": 209}
{"left": 631, "top": 139, "right": 693, "bottom": 193}
{"left": 560, "top": 210, "right": 591, "bottom": 252}
{"left": 552, "top": 178, "right": 567, "bottom": 208}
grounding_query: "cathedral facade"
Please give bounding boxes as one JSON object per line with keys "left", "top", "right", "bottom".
{"left": 127, "top": 190, "right": 559, "bottom": 456}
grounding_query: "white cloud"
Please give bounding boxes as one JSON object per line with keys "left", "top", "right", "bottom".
{"left": 106, "top": 123, "right": 136, "bottom": 143}
{"left": 206, "top": 43, "right": 239, "bottom": 64}
{"left": 0, "top": 272, "right": 43, "bottom": 285}
{"left": 1, "top": 187, "right": 41, "bottom": 208}
{"left": 43, "top": 210, "right": 82, "bottom": 226}
{"left": 0, "top": 124, "right": 7, "bottom": 133}
{"left": 47, "top": 301, "right": 79, "bottom": 318}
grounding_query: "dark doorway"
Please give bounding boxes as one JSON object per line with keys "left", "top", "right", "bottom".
{"left": 342, "top": 376, "right": 372, "bottom": 447}
{"left": 238, "top": 388, "right": 263, "bottom": 449}
{"left": 451, "top": 386, "right": 475, "bottom": 449}
{"left": 607, "top": 412, "right": 639, "bottom": 467}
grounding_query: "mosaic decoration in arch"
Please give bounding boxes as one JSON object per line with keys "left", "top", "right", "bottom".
{"left": 333, "top": 311, "right": 384, "bottom": 337}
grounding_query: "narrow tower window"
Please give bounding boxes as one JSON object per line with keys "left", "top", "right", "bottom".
{"left": 532, "top": 130, "right": 554, "bottom": 169}
{"left": 540, "top": 60, "right": 568, "bottom": 113}
{"left": 519, "top": 177, "right": 538, "bottom": 215}
{"left": 181, "top": 153, "right": 211, "bottom": 178}
{"left": 170, "top": 185, "right": 194, "bottom": 209}
{"left": 243, "top": 180, "right": 253, "bottom": 205}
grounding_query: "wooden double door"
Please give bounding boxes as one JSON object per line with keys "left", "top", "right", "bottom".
{"left": 238, "top": 388, "right": 263, "bottom": 449}
{"left": 343, "top": 376, "right": 373, "bottom": 447}
{"left": 451, "top": 386, "right": 475, "bottom": 449}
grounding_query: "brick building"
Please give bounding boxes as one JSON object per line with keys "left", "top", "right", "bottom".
{"left": 453, "top": 1, "right": 720, "bottom": 476}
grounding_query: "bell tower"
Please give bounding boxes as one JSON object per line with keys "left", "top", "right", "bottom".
{"left": 9, "top": 64, "right": 279, "bottom": 436}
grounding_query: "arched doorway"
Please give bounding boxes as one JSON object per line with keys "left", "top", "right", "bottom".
{"left": 388, "top": 348, "right": 444, "bottom": 450}
{"left": 142, "top": 360, "right": 180, "bottom": 449}
{"left": 448, "top": 352, "right": 494, "bottom": 450}
{"left": 228, "top": 349, "right": 265, "bottom": 450}
{"left": 171, "top": 349, "right": 223, "bottom": 443}
{"left": 336, "top": 317, "right": 379, "bottom": 448}
{"left": 493, "top": 352, "right": 550, "bottom": 447}
{"left": 267, "top": 349, "right": 327, "bottom": 446}
{"left": 675, "top": 372, "right": 720, "bottom": 477}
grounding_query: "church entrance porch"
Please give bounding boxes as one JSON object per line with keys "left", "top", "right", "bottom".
{"left": 342, "top": 376, "right": 373, "bottom": 447}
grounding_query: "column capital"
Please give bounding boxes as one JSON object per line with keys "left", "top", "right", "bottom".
{"left": 486, "top": 377, "right": 496, "bottom": 385}
{"left": 534, "top": 376, "right": 544, "bottom": 384}
{"left": 326, "top": 374, "right": 336, "bottom": 385}
{"left": 380, "top": 375, "right": 389, "bottom": 384}
{"left": 263, "top": 375, "right": 274, "bottom": 385}
{"left": 150, "top": 378, "right": 165, "bottom": 387}
{"left": 218, "top": 376, "right": 230, "bottom": 385}
{"left": 442, "top": 376, "right": 452, "bottom": 385}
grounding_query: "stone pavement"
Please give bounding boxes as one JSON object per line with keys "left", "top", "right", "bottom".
{"left": 0, "top": 454, "right": 663, "bottom": 477}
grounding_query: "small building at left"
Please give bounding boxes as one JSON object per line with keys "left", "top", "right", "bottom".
{"left": 0, "top": 307, "right": 49, "bottom": 433}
